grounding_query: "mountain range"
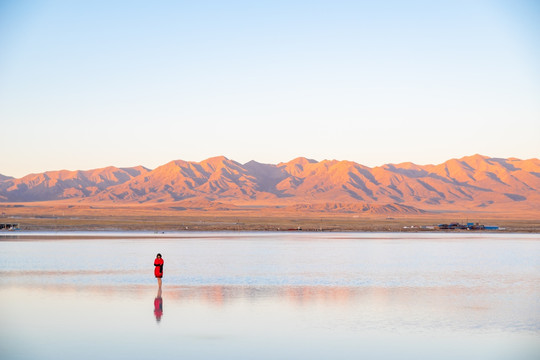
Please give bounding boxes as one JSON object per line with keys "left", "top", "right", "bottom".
{"left": 1, "top": 155, "right": 539, "bottom": 215}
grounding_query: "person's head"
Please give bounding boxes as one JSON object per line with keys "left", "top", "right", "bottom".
{"left": 156, "top": 253, "right": 162, "bottom": 258}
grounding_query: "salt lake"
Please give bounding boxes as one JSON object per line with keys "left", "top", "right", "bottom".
{"left": 1, "top": 231, "right": 539, "bottom": 359}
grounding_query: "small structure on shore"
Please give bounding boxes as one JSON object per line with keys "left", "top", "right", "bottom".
{"left": 0, "top": 223, "right": 20, "bottom": 231}
{"left": 437, "top": 222, "right": 499, "bottom": 230}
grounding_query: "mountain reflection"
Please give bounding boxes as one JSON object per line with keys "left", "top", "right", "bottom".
{"left": 166, "top": 285, "right": 360, "bottom": 305}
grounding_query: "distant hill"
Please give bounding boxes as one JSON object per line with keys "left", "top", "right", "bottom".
{"left": 1, "top": 155, "right": 539, "bottom": 215}
{"left": 0, "top": 166, "right": 149, "bottom": 202}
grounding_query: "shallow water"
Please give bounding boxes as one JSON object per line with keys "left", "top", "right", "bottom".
{"left": 1, "top": 231, "right": 539, "bottom": 359}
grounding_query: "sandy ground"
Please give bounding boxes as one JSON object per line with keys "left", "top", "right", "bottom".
{"left": 1, "top": 202, "right": 539, "bottom": 232}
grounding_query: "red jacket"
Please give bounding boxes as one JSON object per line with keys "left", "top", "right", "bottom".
{"left": 154, "top": 258, "right": 164, "bottom": 278}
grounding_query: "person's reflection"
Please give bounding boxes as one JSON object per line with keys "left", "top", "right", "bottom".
{"left": 154, "top": 286, "right": 163, "bottom": 322}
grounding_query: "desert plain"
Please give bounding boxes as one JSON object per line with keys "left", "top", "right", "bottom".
{"left": 1, "top": 201, "right": 538, "bottom": 233}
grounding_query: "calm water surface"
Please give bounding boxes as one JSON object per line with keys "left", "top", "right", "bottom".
{"left": 1, "top": 231, "right": 539, "bottom": 359}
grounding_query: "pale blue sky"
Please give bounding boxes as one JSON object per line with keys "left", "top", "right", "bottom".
{"left": 1, "top": 0, "right": 539, "bottom": 178}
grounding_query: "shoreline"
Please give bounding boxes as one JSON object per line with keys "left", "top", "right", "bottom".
{"left": 2, "top": 231, "right": 540, "bottom": 241}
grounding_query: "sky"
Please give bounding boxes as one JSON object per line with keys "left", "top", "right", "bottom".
{"left": 0, "top": 0, "right": 539, "bottom": 178}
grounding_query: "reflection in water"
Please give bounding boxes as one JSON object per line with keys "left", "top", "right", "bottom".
{"left": 154, "top": 286, "right": 163, "bottom": 322}
{"left": 156, "top": 284, "right": 539, "bottom": 333}
{"left": 166, "top": 285, "right": 358, "bottom": 305}
{"left": 1, "top": 283, "right": 538, "bottom": 360}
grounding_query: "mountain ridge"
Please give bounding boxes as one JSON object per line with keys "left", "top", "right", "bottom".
{"left": 1, "top": 155, "right": 539, "bottom": 214}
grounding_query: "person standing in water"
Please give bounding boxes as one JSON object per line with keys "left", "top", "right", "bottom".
{"left": 154, "top": 253, "right": 164, "bottom": 288}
